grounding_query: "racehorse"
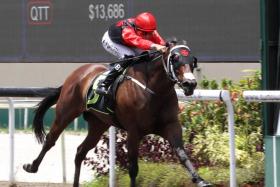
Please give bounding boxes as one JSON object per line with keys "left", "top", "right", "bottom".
{"left": 23, "top": 42, "right": 212, "bottom": 187}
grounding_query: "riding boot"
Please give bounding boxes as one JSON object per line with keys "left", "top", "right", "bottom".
{"left": 95, "top": 56, "right": 134, "bottom": 95}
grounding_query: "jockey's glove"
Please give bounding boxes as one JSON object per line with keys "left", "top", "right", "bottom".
{"left": 151, "top": 44, "right": 167, "bottom": 53}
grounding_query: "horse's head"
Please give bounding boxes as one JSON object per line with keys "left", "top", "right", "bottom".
{"left": 163, "top": 43, "right": 197, "bottom": 96}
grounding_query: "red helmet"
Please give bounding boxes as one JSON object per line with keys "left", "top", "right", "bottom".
{"left": 135, "top": 12, "right": 157, "bottom": 32}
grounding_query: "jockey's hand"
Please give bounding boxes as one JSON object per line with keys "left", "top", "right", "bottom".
{"left": 151, "top": 44, "right": 167, "bottom": 53}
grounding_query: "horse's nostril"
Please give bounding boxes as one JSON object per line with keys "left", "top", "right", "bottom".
{"left": 192, "top": 81, "right": 197, "bottom": 88}
{"left": 182, "top": 80, "right": 197, "bottom": 88}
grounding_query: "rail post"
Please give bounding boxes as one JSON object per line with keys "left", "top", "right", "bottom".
{"left": 109, "top": 126, "right": 116, "bottom": 187}
{"left": 7, "top": 98, "right": 15, "bottom": 186}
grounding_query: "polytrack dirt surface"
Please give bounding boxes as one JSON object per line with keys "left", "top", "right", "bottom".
{"left": 0, "top": 132, "right": 95, "bottom": 185}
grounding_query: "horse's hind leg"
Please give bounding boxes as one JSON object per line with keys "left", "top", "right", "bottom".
{"left": 73, "top": 114, "right": 110, "bottom": 187}
{"left": 23, "top": 118, "right": 71, "bottom": 173}
{"left": 23, "top": 106, "right": 81, "bottom": 173}
{"left": 159, "top": 124, "right": 212, "bottom": 187}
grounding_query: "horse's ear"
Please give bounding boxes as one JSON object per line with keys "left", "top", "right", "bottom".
{"left": 181, "top": 40, "right": 187, "bottom": 45}
{"left": 165, "top": 36, "right": 178, "bottom": 47}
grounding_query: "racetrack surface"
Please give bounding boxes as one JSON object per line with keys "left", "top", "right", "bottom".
{"left": 0, "top": 132, "right": 95, "bottom": 185}
{"left": 0, "top": 181, "right": 73, "bottom": 187}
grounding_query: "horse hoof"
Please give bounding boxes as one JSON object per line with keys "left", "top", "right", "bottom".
{"left": 197, "top": 180, "right": 213, "bottom": 187}
{"left": 23, "top": 164, "right": 38, "bottom": 173}
{"left": 192, "top": 177, "right": 213, "bottom": 187}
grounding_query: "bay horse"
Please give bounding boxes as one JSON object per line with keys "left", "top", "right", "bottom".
{"left": 23, "top": 43, "right": 212, "bottom": 187}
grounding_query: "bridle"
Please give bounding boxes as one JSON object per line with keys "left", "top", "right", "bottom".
{"left": 161, "top": 45, "right": 195, "bottom": 84}
{"left": 124, "top": 45, "right": 196, "bottom": 94}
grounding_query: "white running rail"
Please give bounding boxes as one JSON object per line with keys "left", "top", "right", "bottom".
{"left": 0, "top": 98, "right": 67, "bottom": 186}
{"left": 243, "top": 91, "right": 280, "bottom": 103}
{"left": 1, "top": 89, "right": 237, "bottom": 187}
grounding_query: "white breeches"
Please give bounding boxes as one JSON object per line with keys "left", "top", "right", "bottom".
{"left": 101, "top": 31, "right": 143, "bottom": 59}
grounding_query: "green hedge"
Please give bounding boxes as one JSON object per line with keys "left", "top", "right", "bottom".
{"left": 180, "top": 70, "right": 263, "bottom": 170}
{"left": 86, "top": 161, "right": 263, "bottom": 187}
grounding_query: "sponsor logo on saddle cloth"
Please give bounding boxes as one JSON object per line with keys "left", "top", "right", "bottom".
{"left": 86, "top": 71, "right": 115, "bottom": 115}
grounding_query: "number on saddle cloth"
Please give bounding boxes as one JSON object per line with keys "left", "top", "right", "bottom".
{"left": 86, "top": 72, "right": 115, "bottom": 115}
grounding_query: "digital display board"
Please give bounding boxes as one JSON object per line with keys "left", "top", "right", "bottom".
{"left": 0, "top": 0, "right": 259, "bottom": 62}
{"left": 0, "top": 0, "right": 22, "bottom": 61}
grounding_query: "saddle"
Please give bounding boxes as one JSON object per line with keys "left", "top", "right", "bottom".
{"left": 85, "top": 51, "right": 159, "bottom": 115}
{"left": 86, "top": 71, "right": 125, "bottom": 115}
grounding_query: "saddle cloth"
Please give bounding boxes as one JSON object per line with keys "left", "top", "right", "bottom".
{"left": 86, "top": 71, "right": 124, "bottom": 115}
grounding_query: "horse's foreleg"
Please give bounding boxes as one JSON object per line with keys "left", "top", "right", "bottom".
{"left": 174, "top": 146, "right": 208, "bottom": 184}
{"left": 73, "top": 116, "right": 110, "bottom": 187}
{"left": 161, "top": 125, "right": 212, "bottom": 187}
{"left": 127, "top": 133, "right": 140, "bottom": 187}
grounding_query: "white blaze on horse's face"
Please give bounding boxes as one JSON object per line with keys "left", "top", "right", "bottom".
{"left": 176, "top": 64, "right": 196, "bottom": 82}
{"left": 180, "top": 64, "right": 197, "bottom": 96}
{"left": 183, "top": 72, "right": 196, "bottom": 80}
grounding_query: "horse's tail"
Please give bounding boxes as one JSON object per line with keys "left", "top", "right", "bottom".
{"left": 33, "top": 86, "right": 62, "bottom": 144}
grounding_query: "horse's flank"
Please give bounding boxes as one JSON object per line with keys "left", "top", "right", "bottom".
{"left": 61, "top": 64, "right": 107, "bottom": 103}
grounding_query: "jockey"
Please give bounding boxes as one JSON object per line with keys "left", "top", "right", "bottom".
{"left": 96, "top": 12, "right": 167, "bottom": 95}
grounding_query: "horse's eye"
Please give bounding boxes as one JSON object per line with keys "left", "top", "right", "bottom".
{"left": 175, "top": 56, "right": 180, "bottom": 61}
{"left": 171, "top": 54, "right": 179, "bottom": 62}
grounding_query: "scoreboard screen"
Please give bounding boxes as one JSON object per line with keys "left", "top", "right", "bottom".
{"left": 0, "top": 0, "right": 259, "bottom": 62}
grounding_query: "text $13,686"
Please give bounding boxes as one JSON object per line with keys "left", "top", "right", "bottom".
{"left": 89, "top": 3, "right": 125, "bottom": 21}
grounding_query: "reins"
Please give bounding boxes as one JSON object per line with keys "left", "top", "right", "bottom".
{"left": 124, "top": 51, "right": 162, "bottom": 95}
{"left": 111, "top": 50, "right": 161, "bottom": 65}
{"left": 114, "top": 49, "right": 182, "bottom": 95}
{"left": 121, "top": 49, "right": 179, "bottom": 94}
